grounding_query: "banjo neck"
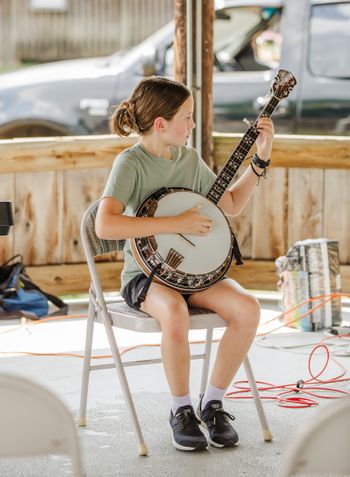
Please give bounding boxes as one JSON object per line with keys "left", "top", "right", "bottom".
{"left": 206, "top": 95, "right": 280, "bottom": 205}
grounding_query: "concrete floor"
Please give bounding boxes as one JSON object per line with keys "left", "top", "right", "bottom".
{"left": 0, "top": 294, "right": 349, "bottom": 476}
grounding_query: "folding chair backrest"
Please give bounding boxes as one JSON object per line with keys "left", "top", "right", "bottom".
{"left": 81, "top": 200, "right": 125, "bottom": 259}
{"left": 80, "top": 200, "right": 125, "bottom": 308}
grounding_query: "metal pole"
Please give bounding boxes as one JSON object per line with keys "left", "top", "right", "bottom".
{"left": 186, "top": 0, "right": 193, "bottom": 147}
{"left": 195, "top": 0, "right": 202, "bottom": 157}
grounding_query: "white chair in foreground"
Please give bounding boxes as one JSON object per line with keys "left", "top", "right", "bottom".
{"left": 0, "top": 373, "right": 84, "bottom": 477}
{"left": 278, "top": 396, "right": 350, "bottom": 477}
{"left": 79, "top": 200, "right": 272, "bottom": 455}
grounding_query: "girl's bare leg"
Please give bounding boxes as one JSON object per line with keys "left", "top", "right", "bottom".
{"left": 140, "top": 283, "right": 191, "bottom": 396}
{"left": 187, "top": 278, "right": 260, "bottom": 389}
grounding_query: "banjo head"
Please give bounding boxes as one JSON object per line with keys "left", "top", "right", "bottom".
{"left": 132, "top": 188, "right": 234, "bottom": 292}
{"left": 154, "top": 190, "right": 232, "bottom": 274}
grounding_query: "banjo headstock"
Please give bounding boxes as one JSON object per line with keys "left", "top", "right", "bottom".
{"left": 270, "top": 69, "right": 297, "bottom": 99}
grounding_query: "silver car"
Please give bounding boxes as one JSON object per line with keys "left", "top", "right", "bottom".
{"left": 0, "top": 0, "right": 349, "bottom": 138}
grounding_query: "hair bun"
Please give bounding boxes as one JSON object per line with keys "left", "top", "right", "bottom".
{"left": 110, "top": 77, "right": 191, "bottom": 137}
{"left": 110, "top": 99, "right": 139, "bottom": 136}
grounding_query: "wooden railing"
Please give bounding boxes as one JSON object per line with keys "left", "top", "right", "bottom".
{"left": 1, "top": 133, "right": 349, "bottom": 293}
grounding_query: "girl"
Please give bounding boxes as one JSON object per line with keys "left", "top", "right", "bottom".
{"left": 96, "top": 76, "right": 274, "bottom": 452}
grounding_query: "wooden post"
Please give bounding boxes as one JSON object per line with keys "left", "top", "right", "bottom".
{"left": 1, "top": 0, "right": 18, "bottom": 67}
{"left": 174, "top": 0, "right": 214, "bottom": 168}
{"left": 10, "top": 0, "right": 18, "bottom": 66}
{"left": 174, "top": 0, "right": 186, "bottom": 84}
{"left": 202, "top": 0, "right": 214, "bottom": 168}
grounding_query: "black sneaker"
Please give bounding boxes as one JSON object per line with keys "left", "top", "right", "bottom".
{"left": 169, "top": 405, "right": 208, "bottom": 451}
{"left": 197, "top": 396, "right": 239, "bottom": 448}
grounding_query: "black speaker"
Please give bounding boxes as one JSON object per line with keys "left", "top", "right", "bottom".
{"left": 0, "top": 201, "right": 14, "bottom": 236}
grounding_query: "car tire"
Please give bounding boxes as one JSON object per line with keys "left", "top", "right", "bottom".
{"left": 0, "top": 123, "right": 69, "bottom": 139}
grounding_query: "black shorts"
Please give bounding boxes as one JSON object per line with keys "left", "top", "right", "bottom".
{"left": 121, "top": 273, "right": 192, "bottom": 310}
{"left": 121, "top": 272, "right": 228, "bottom": 311}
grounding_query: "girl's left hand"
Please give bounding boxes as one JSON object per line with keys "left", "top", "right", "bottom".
{"left": 255, "top": 117, "right": 275, "bottom": 161}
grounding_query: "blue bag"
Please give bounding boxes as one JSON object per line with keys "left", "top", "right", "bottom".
{"left": 0, "top": 255, "right": 68, "bottom": 320}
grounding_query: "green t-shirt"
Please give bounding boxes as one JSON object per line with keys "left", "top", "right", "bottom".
{"left": 102, "top": 142, "right": 216, "bottom": 290}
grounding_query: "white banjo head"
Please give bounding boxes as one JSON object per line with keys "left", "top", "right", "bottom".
{"left": 154, "top": 191, "right": 232, "bottom": 274}
{"left": 131, "top": 188, "right": 235, "bottom": 292}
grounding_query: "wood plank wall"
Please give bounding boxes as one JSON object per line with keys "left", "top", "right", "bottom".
{"left": 213, "top": 134, "right": 350, "bottom": 264}
{"left": 0, "top": 0, "right": 174, "bottom": 66}
{"left": 0, "top": 133, "right": 349, "bottom": 292}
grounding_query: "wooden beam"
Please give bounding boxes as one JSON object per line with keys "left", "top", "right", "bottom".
{"left": 213, "top": 133, "right": 350, "bottom": 169}
{"left": 1, "top": 134, "right": 349, "bottom": 174}
{"left": 26, "top": 260, "right": 350, "bottom": 295}
{"left": 174, "top": 0, "right": 214, "bottom": 167}
{"left": 0, "top": 135, "right": 137, "bottom": 173}
{"left": 202, "top": 0, "right": 214, "bottom": 168}
{"left": 26, "top": 262, "right": 122, "bottom": 296}
{"left": 174, "top": 0, "right": 186, "bottom": 84}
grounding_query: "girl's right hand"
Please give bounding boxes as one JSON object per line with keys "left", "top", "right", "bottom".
{"left": 175, "top": 204, "right": 213, "bottom": 236}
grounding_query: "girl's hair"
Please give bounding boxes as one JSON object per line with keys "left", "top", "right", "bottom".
{"left": 110, "top": 76, "right": 191, "bottom": 137}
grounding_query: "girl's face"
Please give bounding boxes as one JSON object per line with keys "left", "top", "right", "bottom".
{"left": 163, "top": 95, "right": 196, "bottom": 146}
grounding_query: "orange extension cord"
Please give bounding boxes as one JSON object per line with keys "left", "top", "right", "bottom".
{"left": 1, "top": 292, "right": 350, "bottom": 408}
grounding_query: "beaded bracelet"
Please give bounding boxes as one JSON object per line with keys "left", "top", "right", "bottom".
{"left": 252, "top": 153, "right": 270, "bottom": 169}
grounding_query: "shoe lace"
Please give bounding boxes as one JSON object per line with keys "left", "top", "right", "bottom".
{"left": 177, "top": 409, "right": 201, "bottom": 431}
{"left": 207, "top": 408, "right": 235, "bottom": 426}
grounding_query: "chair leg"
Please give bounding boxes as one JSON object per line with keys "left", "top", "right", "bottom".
{"left": 78, "top": 299, "right": 95, "bottom": 427}
{"left": 103, "top": 315, "right": 148, "bottom": 456}
{"left": 243, "top": 354, "right": 273, "bottom": 441}
{"left": 199, "top": 327, "right": 214, "bottom": 396}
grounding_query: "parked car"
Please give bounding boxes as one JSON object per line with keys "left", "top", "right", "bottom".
{"left": 0, "top": 0, "right": 349, "bottom": 138}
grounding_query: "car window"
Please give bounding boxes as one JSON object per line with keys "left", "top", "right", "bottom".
{"left": 164, "top": 6, "right": 282, "bottom": 76}
{"left": 214, "top": 6, "right": 282, "bottom": 71}
{"left": 309, "top": 3, "right": 350, "bottom": 78}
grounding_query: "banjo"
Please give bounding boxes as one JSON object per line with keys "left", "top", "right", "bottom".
{"left": 130, "top": 69, "right": 297, "bottom": 293}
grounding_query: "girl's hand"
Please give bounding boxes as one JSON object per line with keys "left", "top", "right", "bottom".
{"left": 255, "top": 117, "right": 274, "bottom": 161}
{"left": 175, "top": 204, "right": 213, "bottom": 236}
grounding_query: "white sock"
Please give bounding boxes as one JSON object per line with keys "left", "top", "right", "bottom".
{"left": 201, "top": 383, "right": 226, "bottom": 410}
{"left": 172, "top": 393, "right": 192, "bottom": 415}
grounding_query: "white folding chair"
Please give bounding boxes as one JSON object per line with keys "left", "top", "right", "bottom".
{"left": 78, "top": 200, "right": 272, "bottom": 456}
{"left": 278, "top": 396, "right": 350, "bottom": 477}
{"left": 0, "top": 373, "right": 84, "bottom": 477}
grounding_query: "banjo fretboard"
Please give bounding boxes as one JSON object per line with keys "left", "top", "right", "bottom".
{"left": 206, "top": 95, "right": 280, "bottom": 205}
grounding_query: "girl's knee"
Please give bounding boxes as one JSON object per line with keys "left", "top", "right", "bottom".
{"left": 226, "top": 294, "right": 260, "bottom": 332}
{"left": 241, "top": 294, "right": 260, "bottom": 331}
{"left": 248, "top": 294, "right": 261, "bottom": 316}
{"left": 160, "top": 301, "right": 190, "bottom": 341}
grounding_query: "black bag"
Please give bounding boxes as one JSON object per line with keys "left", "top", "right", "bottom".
{"left": 0, "top": 255, "right": 68, "bottom": 320}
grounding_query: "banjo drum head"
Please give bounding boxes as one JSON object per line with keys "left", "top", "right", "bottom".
{"left": 153, "top": 190, "right": 232, "bottom": 275}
